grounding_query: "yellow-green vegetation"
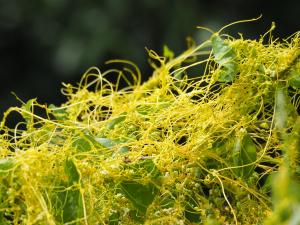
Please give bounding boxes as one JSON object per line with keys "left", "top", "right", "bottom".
{"left": 0, "top": 21, "right": 300, "bottom": 224}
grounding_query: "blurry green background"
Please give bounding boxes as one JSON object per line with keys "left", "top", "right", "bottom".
{"left": 0, "top": 0, "right": 299, "bottom": 125}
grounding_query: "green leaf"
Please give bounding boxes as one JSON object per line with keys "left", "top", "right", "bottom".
{"left": 119, "top": 159, "right": 161, "bottom": 214}
{"left": 52, "top": 159, "right": 83, "bottom": 223}
{"left": 119, "top": 181, "right": 159, "bottom": 214}
{"left": 160, "top": 193, "right": 175, "bottom": 209}
{"left": 65, "top": 159, "right": 80, "bottom": 184}
{"left": 288, "top": 69, "right": 300, "bottom": 89}
{"left": 174, "top": 71, "right": 183, "bottom": 80}
{"left": 62, "top": 189, "right": 83, "bottom": 223}
{"left": 49, "top": 104, "right": 68, "bottom": 120}
{"left": 211, "top": 34, "right": 238, "bottom": 82}
{"left": 72, "top": 136, "right": 92, "bottom": 152}
{"left": 95, "top": 138, "right": 118, "bottom": 149}
{"left": 0, "top": 158, "right": 15, "bottom": 172}
{"left": 95, "top": 137, "right": 130, "bottom": 157}
{"left": 53, "top": 186, "right": 83, "bottom": 224}
{"left": 163, "top": 45, "right": 174, "bottom": 61}
{"left": 112, "top": 146, "right": 129, "bottom": 157}
{"left": 119, "top": 146, "right": 129, "bottom": 154}
{"left": 218, "top": 63, "right": 238, "bottom": 83}
{"left": 289, "top": 76, "right": 300, "bottom": 89}
{"left": 107, "top": 113, "right": 127, "bottom": 129}
{"left": 184, "top": 194, "right": 201, "bottom": 222}
{"left": 275, "top": 87, "right": 288, "bottom": 131}
{"left": 108, "top": 211, "right": 120, "bottom": 225}
{"left": 136, "top": 105, "right": 152, "bottom": 115}
{"left": 21, "top": 99, "right": 36, "bottom": 123}
{"left": 130, "top": 158, "right": 161, "bottom": 179}
{"left": 261, "top": 172, "right": 276, "bottom": 194}
{"left": 211, "top": 35, "right": 234, "bottom": 64}
{"left": 284, "top": 117, "right": 300, "bottom": 173}
{"left": 233, "top": 130, "right": 257, "bottom": 179}
{"left": 23, "top": 99, "right": 35, "bottom": 112}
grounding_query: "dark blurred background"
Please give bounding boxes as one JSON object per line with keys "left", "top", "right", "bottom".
{"left": 0, "top": 0, "right": 299, "bottom": 125}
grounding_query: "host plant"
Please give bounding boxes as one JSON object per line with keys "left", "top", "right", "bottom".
{"left": 0, "top": 19, "right": 300, "bottom": 224}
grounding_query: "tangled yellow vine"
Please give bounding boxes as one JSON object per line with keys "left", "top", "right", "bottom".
{"left": 0, "top": 20, "right": 300, "bottom": 225}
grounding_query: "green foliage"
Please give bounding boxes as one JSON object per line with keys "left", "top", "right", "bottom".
{"left": 119, "top": 181, "right": 158, "bottom": 215}
{"left": 211, "top": 34, "right": 239, "bottom": 82}
{"left": 72, "top": 136, "right": 92, "bottom": 152}
{"left": 0, "top": 158, "right": 14, "bottom": 172}
{"left": 107, "top": 113, "right": 127, "bottom": 129}
{"left": 288, "top": 69, "right": 300, "bottom": 88}
{"left": 52, "top": 159, "right": 83, "bottom": 224}
{"left": 119, "top": 159, "right": 161, "bottom": 212}
{"left": 232, "top": 130, "right": 257, "bottom": 179}
{"left": 49, "top": 104, "right": 69, "bottom": 121}
{"left": 65, "top": 159, "right": 80, "bottom": 184}
{"left": 287, "top": 51, "right": 300, "bottom": 88}
{"left": 95, "top": 137, "right": 118, "bottom": 149}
